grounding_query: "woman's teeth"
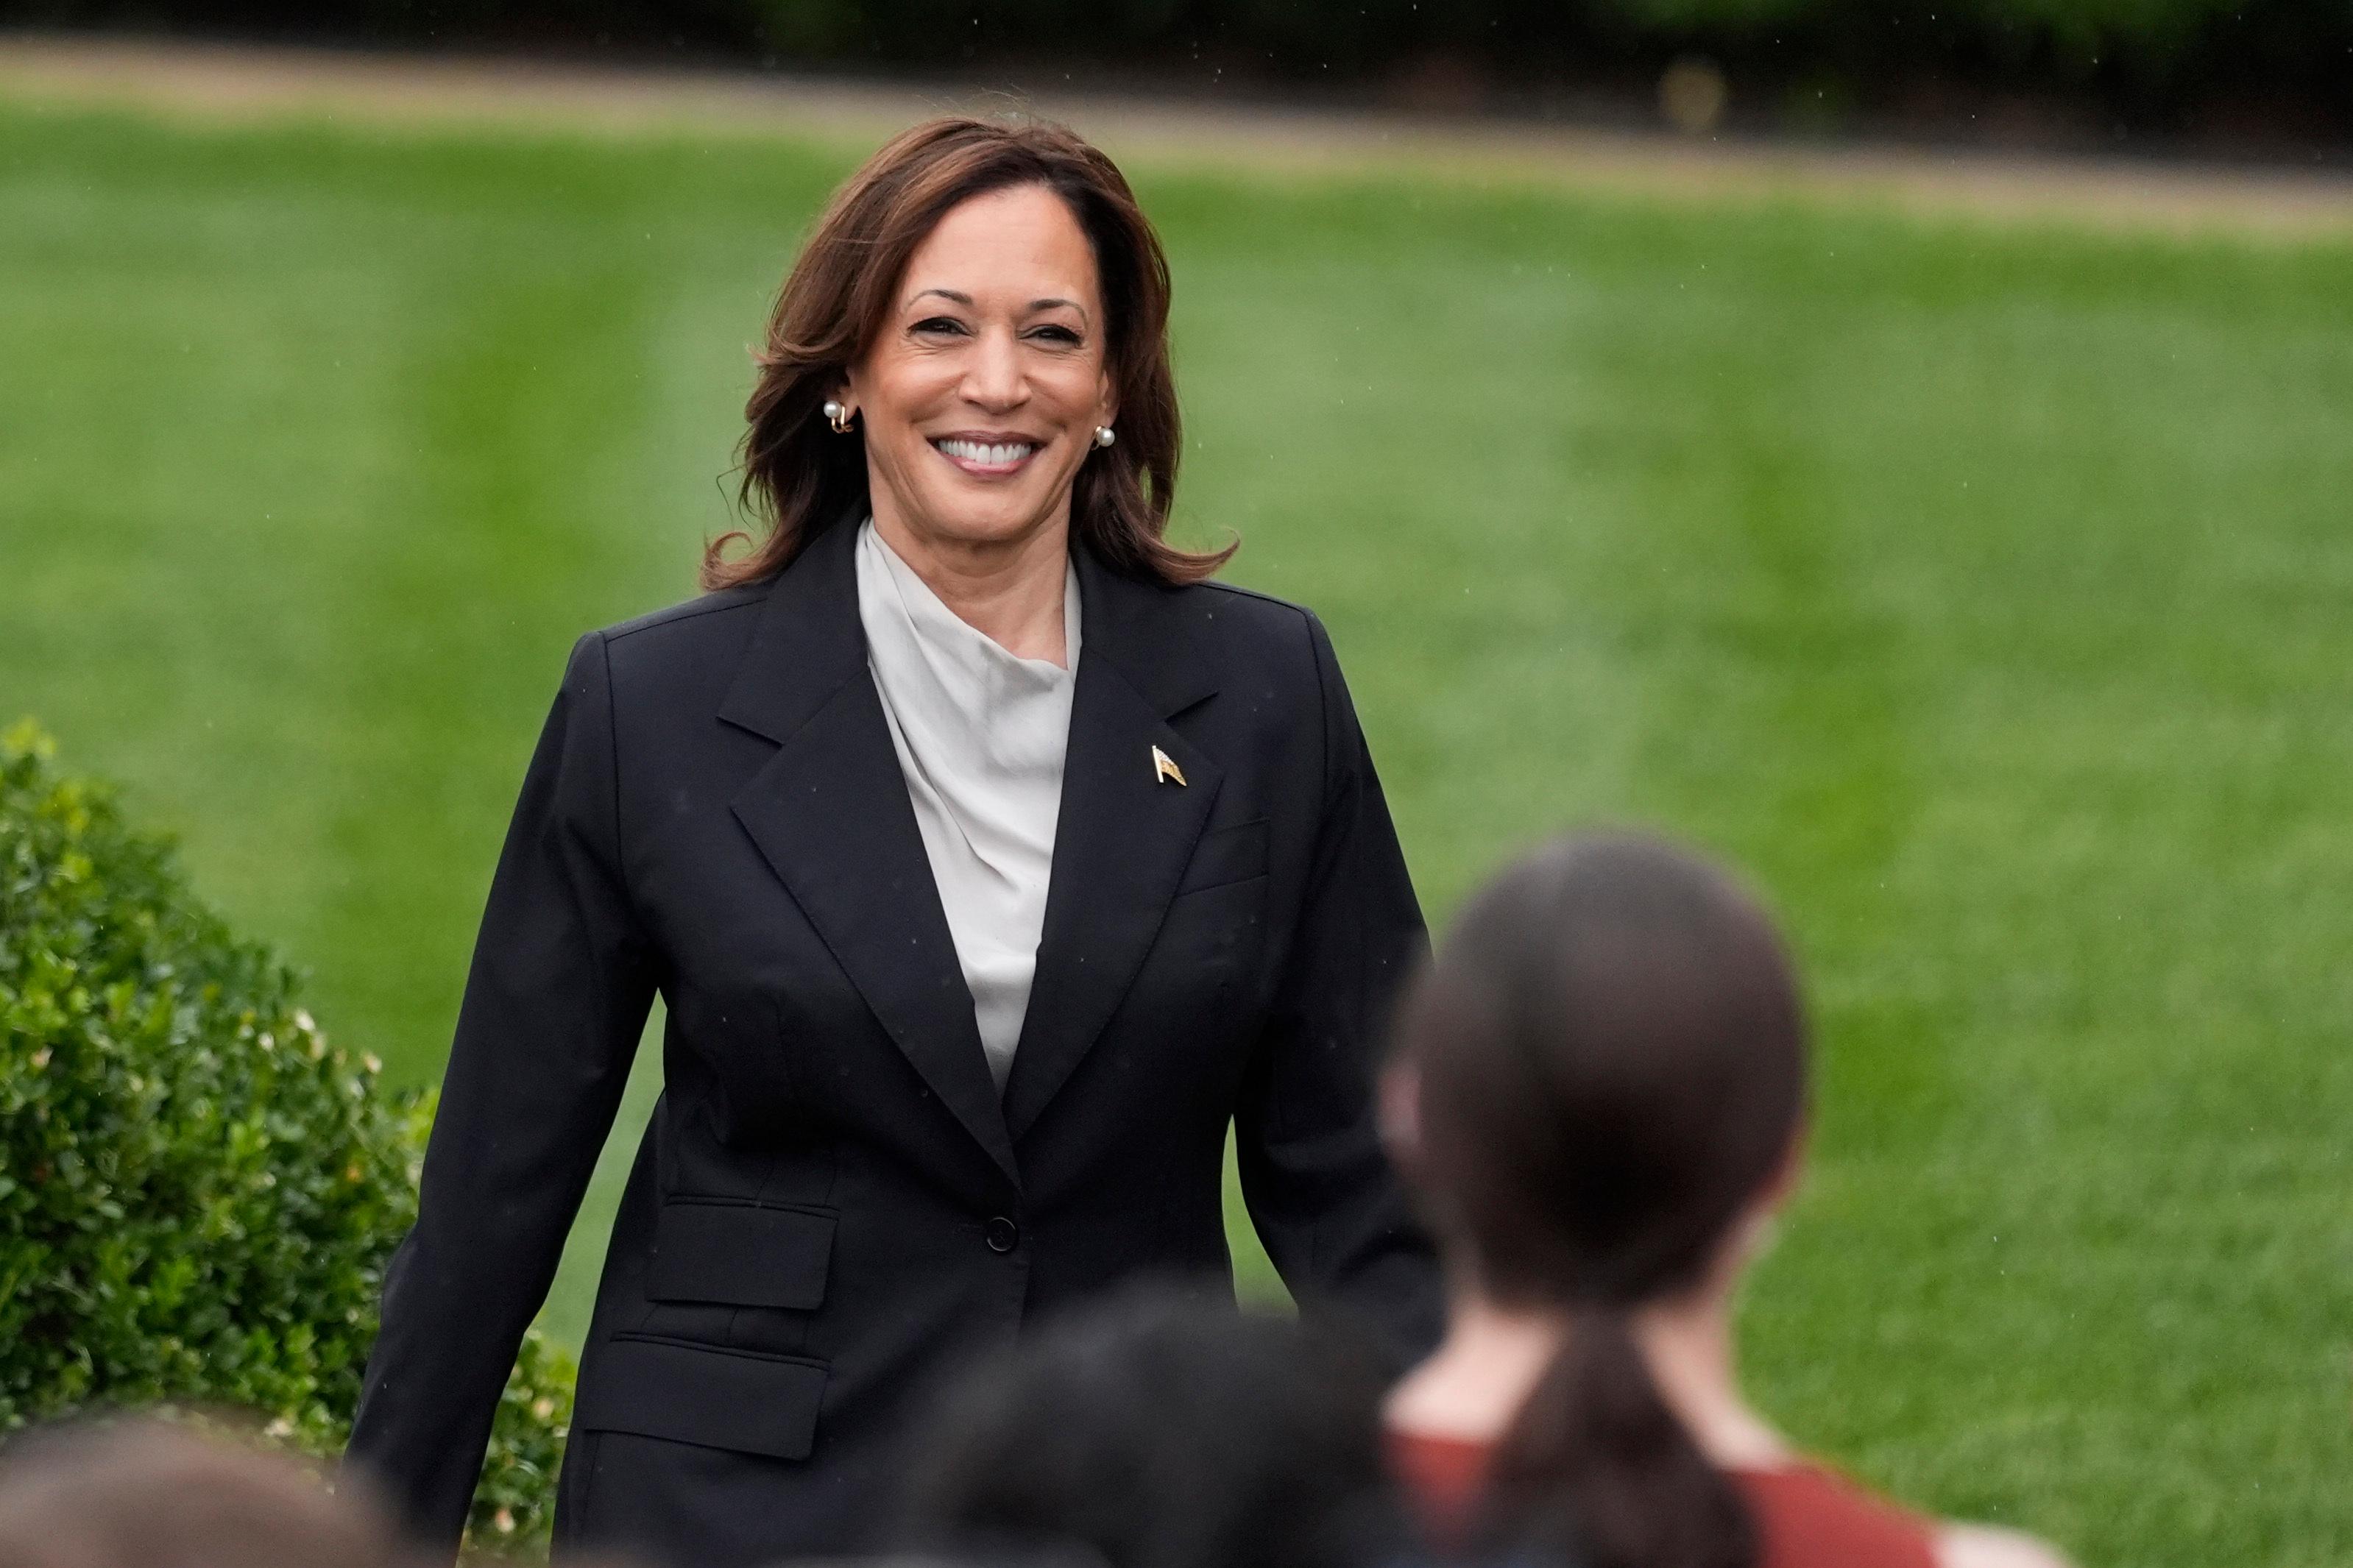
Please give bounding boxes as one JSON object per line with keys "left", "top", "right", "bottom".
{"left": 934, "top": 439, "right": 1036, "bottom": 467}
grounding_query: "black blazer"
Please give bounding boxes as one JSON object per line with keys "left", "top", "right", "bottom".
{"left": 345, "top": 515, "right": 1442, "bottom": 1566}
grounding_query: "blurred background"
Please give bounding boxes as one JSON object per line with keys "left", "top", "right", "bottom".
{"left": 5, "top": 0, "right": 2353, "bottom": 146}
{"left": 3, "top": 4, "right": 2350, "bottom": 1564}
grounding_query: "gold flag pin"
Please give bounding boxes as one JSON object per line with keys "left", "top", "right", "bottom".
{"left": 1152, "top": 745, "right": 1187, "bottom": 787}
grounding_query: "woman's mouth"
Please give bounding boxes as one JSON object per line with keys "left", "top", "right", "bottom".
{"left": 931, "top": 436, "right": 1040, "bottom": 477}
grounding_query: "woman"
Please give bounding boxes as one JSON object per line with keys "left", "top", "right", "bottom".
{"left": 344, "top": 118, "right": 1439, "bottom": 1567}
{"left": 1380, "top": 834, "right": 2070, "bottom": 1568}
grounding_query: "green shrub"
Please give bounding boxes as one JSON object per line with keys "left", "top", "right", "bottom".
{"left": 0, "top": 720, "right": 572, "bottom": 1550}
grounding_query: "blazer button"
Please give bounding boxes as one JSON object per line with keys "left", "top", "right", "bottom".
{"left": 985, "top": 1216, "right": 1021, "bottom": 1253}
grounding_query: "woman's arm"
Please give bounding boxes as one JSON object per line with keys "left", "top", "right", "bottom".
{"left": 344, "top": 631, "right": 657, "bottom": 1551}
{"left": 1233, "top": 611, "right": 1443, "bottom": 1369}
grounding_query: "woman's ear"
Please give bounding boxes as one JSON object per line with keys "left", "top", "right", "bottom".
{"left": 1760, "top": 1123, "right": 1808, "bottom": 1216}
{"left": 1377, "top": 1060, "right": 1424, "bottom": 1177}
{"left": 1710, "top": 1126, "right": 1808, "bottom": 1288}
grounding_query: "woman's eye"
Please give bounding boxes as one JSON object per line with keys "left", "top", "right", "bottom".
{"left": 1029, "top": 324, "right": 1083, "bottom": 345}
{"left": 912, "top": 317, "right": 968, "bottom": 336}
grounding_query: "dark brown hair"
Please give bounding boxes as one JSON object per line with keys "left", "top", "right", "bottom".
{"left": 709, "top": 116, "right": 1231, "bottom": 590}
{"left": 900, "top": 1286, "right": 1404, "bottom": 1568}
{"left": 1392, "top": 833, "right": 1809, "bottom": 1568}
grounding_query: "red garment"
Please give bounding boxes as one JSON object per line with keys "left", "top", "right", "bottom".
{"left": 1384, "top": 1426, "right": 1938, "bottom": 1568}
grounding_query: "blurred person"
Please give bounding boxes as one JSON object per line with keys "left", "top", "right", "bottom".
{"left": 0, "top": 1416, "right": 406, "bottom": 1568}
{"left": 346, "top": 116, "right": 1439, "bottom": 1567}
{"left": 897, "top": 1285, "right": 1412, "bottom": 1568}
{"left": 1379, "top": 834, "right": 2071, "bottom": 1568}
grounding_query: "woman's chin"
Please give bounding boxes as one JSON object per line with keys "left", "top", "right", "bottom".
{"left": 896, "top": 491, "right": 1069, "bottom": 551}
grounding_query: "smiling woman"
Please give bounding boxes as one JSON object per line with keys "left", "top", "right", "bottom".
{"left": 849, "top": 182, "right": 1112, "bottom": 666}
{"left": 342, "top": 116, "right": 1443, "bottom": 1568}
{"left": 716, "top": 117, "right": 1219, "bottom": 600}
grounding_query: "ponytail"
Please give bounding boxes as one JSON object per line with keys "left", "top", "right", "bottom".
{"left": 1473, "top": 1309, "right": 1754, "bottom": 1568}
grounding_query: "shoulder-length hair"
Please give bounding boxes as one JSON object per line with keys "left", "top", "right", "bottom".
{"left": 707, "top": 116, "right": 1231, "bottom": 591}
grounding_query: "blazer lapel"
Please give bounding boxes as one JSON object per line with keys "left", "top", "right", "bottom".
{"left": 718, "top": 519, "right": 1018, "bottom": 1186}
{"left": 1002, "top": 547, "right": 1223, "bottom": 1142}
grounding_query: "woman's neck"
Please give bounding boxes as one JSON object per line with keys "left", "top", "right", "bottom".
{"left": 869, "top": 505, "right": 1073, "bottom": 667}
{"left": 1385, "top": 1288, "right": 1791, "bottom": 1472}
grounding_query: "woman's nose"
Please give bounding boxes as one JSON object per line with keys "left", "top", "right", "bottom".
{"left": 961, "top": 326, "right": 1026, "bottom": 410}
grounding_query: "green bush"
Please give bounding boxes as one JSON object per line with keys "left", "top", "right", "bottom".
{"left": 0, "top": 720, "right": 572, "bottom": 1550}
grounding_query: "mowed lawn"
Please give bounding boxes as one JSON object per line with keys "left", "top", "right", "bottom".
{"left": 6, "top": 98, "right": 2352, "bottom": 1565}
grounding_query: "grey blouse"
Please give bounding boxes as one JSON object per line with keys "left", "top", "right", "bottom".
{"left": 853, "top": 518, "right": 1080, "bottom": 1092}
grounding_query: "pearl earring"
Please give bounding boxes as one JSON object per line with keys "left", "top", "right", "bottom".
{"left": 822, "top": 399, "right": 854, "bottom": 434}
{"left": 1093, "top": 425, "right": 1116, "bottom": 449}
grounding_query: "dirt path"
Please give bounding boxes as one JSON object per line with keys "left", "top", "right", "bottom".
{"left": 4, "top": 32, "right": 2350, "bottom": 239}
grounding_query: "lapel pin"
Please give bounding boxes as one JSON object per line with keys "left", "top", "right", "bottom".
{"left": 1151, "top": 745, "right": 1187, "bottom": 787}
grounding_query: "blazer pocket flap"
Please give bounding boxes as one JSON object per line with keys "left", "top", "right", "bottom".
{"left": 649, "top": 1202, "right": 835, "bottom": 1310}
{"left": 1175, "top": 817, "right": 1270, "bottom": 895}
{"left": 576, "top": 1335, "right": 825, "bottom": 1461}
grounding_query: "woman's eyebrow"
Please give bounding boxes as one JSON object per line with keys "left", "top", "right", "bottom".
{"left": 906, "top": 288, "right": 1088, "bottom": 324}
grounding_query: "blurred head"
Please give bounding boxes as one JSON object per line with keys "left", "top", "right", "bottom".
{"left": 1384, "top": 833, "right": 1808, "bottom": 1568}
{"left": 716, "top": 116, "right": 1231, "bottom": 589}
{"left": 899, "top": 1288, "right": 1404, "bottom": 1568}
{"left": 0, "top": 1417, "right": 408, "bottom": 1568}
{"left": 1386, "top": 831, "right": 1807, "bottom": 1319}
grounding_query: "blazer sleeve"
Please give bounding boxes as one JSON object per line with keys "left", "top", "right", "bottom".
{"left": 344, "top": 631, "right": 657, "bottom": 1552}
{"left": 1233, "top": 611, "right": 1443, "bottom": 1369}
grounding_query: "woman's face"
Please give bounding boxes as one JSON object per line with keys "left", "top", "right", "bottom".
{"left": 846, "top": 182, "right": 1117, "bottom": 555}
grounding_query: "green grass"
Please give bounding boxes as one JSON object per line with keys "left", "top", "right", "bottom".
{"left": 6, "top": 97, "right": 2352, "bottom": 1564}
